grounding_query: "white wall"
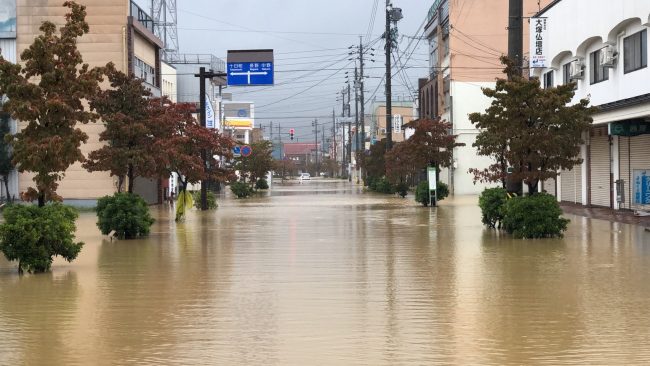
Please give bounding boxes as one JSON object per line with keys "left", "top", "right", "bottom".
{"left": 451, "top": 81, "right": 500, "bottom": 195}
{"left": 533, "top": 0, "right": 650, "bottom": 111}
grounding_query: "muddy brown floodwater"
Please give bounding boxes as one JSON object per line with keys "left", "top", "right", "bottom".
{"left": 1, "top": 180, "right": 650, "bottom": 365}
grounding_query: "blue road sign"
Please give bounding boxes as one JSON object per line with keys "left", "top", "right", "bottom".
{"left": 227, "top": 62, "right": 274, "bottom": 86}
{"left": 232, "top": 146, "right": 241, "bottom": 157}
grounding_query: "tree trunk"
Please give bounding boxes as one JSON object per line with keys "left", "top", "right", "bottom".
{"left": 527, "top": 180, "right": 539, "bottom": 195}
{"left": 3, "top": 174, "right": 9, "bottom": 203}
{"left": 18, "top": 260, "right": 23, "bottom": 275}
{"left": 38, "top": 191, "right": 45, "bottom": 207}
{"left": 117, "top": 175, "right": 125, "bottom": 193}
{"left": 127, "top": 165, "right": 134, "bottom": 193}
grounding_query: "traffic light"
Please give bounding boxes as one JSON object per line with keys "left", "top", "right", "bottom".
{"left": 289, "top": 128, "right": 295, "bottom": 140}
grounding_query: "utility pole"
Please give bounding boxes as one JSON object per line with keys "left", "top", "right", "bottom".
{"left": 332, "top": 109, "right": 337, "bottom": 168}
{"left": 354, "top": 66, "right": 360, "bottom": 184}
{"left": 312, "top": 119, "right": 319, "bottom": 174}
{"left": 385, "top": 0, "right": 393, "bottom": 151}
{"left": 508, "top": 0, "right": 524, "bottom": 77}
{"left": 278, "top": 123, "right": 281, "bottom": 144}
{"left": 359, "top": 36, "right": 366, "bottom": 157}
{"left": 194, "top": 66, "right": 225, "bottom": 211}
{"left": 322, "top": 124, "right": 326, "bottom": 175}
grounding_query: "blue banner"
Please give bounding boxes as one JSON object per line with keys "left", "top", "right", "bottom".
{"left": 634, "top": 170, "right": 650, "bottom": 205}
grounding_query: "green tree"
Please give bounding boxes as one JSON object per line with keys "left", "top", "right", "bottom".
{"left": 0, "top": 112, "right": 13, "bottom": 201}
{"left": 84, "top": 65, "right": 153, "bottom": 193}
{"left": 0, "top": 2, "right": 104, "bottom": 206}
{"left": 0, "top": 203, "right": 83, "bottom": 274}
{"left": 234, "top": 140, "right": 274, "bottom": 186}
{"left": 469, "top": 57, "right": 595, "bottom": 193}
{"left": 359, "top": 139, "right": 387, "bottom": 185}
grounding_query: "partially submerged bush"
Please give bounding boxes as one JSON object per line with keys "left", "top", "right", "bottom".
{"left": 502, "top": 193, "right": 569, "bottom": 239}
{"left": 395, "top": 182, "right": 409, "bottom": 198}
{"left": 415, "top": 181, "right": 430, "bottom": 206}
{"left": 0, "top": 203, "right": 84, "bottom": 273}
{"left": 374, "top": 177, "right": 394, "bottom": 194}
{"left": 255, "top": 178, "right": 269, "bottom": 190}
{"left": 436, "top": 182, "right": 449, "bottom": 201}
{"left": 96, "top": 193, "right": 154, "bottom": 240}
{"left": 230, "top": 181, "right": 253, "bottom": 198}
{"left": 479, "top": 187, "right": 508, "bottom": 228}
{"left": 192, "top": 191, "right": 218, "bottom": 210}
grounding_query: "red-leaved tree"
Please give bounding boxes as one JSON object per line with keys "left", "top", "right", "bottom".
{"left": 84, "top": 64, "right": 154, "bottom": 193}
{"left": 0, "top": 1, "right": 103, "bottom": 206}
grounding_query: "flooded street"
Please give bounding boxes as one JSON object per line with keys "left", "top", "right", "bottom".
{"left": 1, "top": 180, "right": 650, "bottom": 365}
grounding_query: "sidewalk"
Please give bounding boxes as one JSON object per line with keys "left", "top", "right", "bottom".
{"left": 561, "top": 203, "right": 650, "bottom": 228}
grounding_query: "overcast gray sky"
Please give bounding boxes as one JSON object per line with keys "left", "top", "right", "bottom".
{"left": 139, "top": 0, "right": 432, "bottom": 139}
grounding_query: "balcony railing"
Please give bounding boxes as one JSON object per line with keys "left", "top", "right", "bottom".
{"left": 130, "top": 1, "right": 154, "bottom": 33}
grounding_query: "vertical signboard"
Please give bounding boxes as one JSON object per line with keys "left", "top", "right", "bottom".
{"left": 633, "top": 170, "right": 650, "bottom": 205}
{"left": 227, "top": 50, "right": 274, "bottom": 86}
{"left": 0, "top": 0, "right": 16, "bottom": 38}
{"left": 530, "top": 17, "right": 548, "bottom": 68}
{"left": 205, "top": 96, "right": 216, "bottom": 129}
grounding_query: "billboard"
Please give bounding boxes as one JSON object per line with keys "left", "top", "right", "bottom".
{"left": 530, "top": 17, "right": 548, "bottom": 68}
{"left": 0, "top": 0, "right": 16, "bottom": 37}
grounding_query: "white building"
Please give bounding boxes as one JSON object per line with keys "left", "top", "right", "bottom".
{"left": 532, "top": 0, "right": 650, "bottom": 211}
{"left": 419, "top": 0, "right": 548, "bottom": 195}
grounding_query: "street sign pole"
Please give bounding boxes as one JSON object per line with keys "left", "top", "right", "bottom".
{"left": 195, "top": 67, "right": 226, "bottom": 211}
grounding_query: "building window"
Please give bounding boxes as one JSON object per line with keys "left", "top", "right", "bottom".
{"left": 543, "top": 71, "right": 554, "bottom": 88}
{"left": 562, "top": 63, "right": 571, "bottom": 85}
{"left": 134, "top": 57, "right": 156, "bottom": 86}
{"left": 590, "top": 48, "right": 609, "bottom": 84}
{"left": 624, "top": 29, "right": 647, "bottom": 74}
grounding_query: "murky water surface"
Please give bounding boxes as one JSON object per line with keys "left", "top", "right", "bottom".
{"left": 1, "top": 180, "right": 650, "bottom": 365}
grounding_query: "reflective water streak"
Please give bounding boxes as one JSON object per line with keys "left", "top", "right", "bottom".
{"left": 1, "top": 180, "right": 650, "bottom": 365}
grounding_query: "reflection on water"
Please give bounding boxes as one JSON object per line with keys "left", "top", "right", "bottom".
{"left": 1, "top": 180, "right": 650, "bottom": 365}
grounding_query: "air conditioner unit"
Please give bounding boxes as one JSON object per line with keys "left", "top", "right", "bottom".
{"left": 569, "top": 59, "right": 584, "bottom": 80}
{"left": 600, "top": 46, "right": 618, "bottom": 68}
{"left": 380, "top": 128, "right": 387, "bottom": 134}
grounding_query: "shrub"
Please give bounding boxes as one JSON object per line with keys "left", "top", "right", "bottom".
{"left": 436, "top": 182, "right": 449, "bottom": 201}
{"left": 478, "top": 188, "right": 508, "bottom": 228}
{"left": 415, "top": 181, "right": 430, "bottom": 206}
{"left": 415, "top": 181, "right": 448, "bottom": 206}
{"left": 375, "top": 177, "right": 394, "bottom": 194}
{"left": 0, "top": 203, "right": 84, "bottom": 274}
{"left": 96, "top": 193, "right": 155, "bottom": 240}
{"left": 255, "top": 178, "right": 269, "bottom": 190}
{"left": 366, "top": 176, "right": 378, "bottom": 191}
{"left": 502, "top": 193, "right": 569, "bottom": 239}
{"left": 395, "top": 182, "right": 409, "bottom": 198}
{"left": 230, "top": 181, "right": 253, "bottom": 198}
{"left": 192, "top": 191, "right": 218, "bottom": 210}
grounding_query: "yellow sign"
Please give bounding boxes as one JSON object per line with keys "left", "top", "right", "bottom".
{"left": 225, "top": 119, "right": 253, "bottom": 128}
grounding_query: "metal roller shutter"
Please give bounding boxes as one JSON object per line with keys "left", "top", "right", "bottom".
{"left": 589, "top": 133, "right": 611, "bottom": 207}
{"left": 543, "top": 178, "right": 556, "bottom": 197}
{"left": 561, "top": 164, "right": 582, "bottom": 204}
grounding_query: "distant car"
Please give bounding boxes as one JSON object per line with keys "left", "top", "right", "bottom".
{"left": 299, "top": 173, "right": 311, "bottom": 180}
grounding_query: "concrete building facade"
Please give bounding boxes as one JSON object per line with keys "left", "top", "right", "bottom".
{"left": 419, "top": 0, "right": 552, "bottom": 195}
{"left": 8, "top": 0, "right": 163, "bottom": 204}
{"left": 532, "top": 0, "right": 650, "bottom": 212}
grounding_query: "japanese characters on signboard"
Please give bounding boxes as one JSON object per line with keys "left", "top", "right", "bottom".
{"left": 205, "top": 95, "right": 216, "bottom": 129}
{"left": 530, "top": 17, "right": 548, "bottom": 68}
{"left": 633, "top": 170, "right": 650, "bottom": 206}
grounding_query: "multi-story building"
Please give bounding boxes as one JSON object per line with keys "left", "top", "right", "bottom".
{"left": 418, "top": 0, "right": 551, "bottom": 195}
{"left": 4, "top": 0, "right": 164, "bottom": 204}
{"left": 371, "top": 101, "right": 416, "bottom": 144}
{"left": 532, "top": 0, "right": 650, "bottom": 211}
